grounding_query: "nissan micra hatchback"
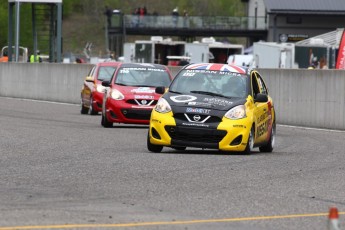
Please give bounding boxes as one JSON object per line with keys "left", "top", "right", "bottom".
{"left": 81, "top": 61, "right": 121, "bottom": 115}
{"left": 147, "top": 63, "right": 276, "bottom": 154}
{"left": 101, "top": 63, "right": 173, "bottom": 127}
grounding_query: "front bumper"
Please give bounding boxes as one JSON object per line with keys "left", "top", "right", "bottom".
{"left": 105, "top": 99, "right": 154, "bottom": 124}
{"left": 149, "top": 110, "right": 252, "bottom": 151}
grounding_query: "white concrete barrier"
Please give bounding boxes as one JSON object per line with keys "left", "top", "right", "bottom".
{"left": 260, "top": 69, "right": 345, "bottom": 130}
{"left": 0, "top": 62, "right": 92, "bottom": 104}
{"left": 1, "top": 63, "right": 344, "bottom": 130}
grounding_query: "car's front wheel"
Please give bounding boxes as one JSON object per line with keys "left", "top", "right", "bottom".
{"left": 147, "top": 131, "right": 163, "bottom": 153}
{"left": 243, "top": 126, "right": 255, "bottom": 154}
{"left": 81, "top": 101, "right": 89, "bottom": 114}
{"left": 88, "top": 97, "right": 98, "bottom": 115}
{"left": 259, "top": 122, "right": 276, "bottom": 152}
{"left": 101, "top": 112, "right": 113, "bottom": 128}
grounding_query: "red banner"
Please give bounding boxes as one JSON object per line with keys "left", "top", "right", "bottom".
{"left": 336, "top": 30, "right": 345, "bottom": 69}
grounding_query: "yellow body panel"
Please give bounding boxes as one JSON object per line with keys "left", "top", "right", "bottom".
{"left": 149, "top": 110, "right": 175, "bottom": 146}
{"left": 149, "top": 94, "right": 275, "bottom": 152}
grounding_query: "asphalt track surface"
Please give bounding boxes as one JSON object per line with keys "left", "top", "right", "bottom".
{"left": 0, "top": 97, "right": 344, "bottom": 230}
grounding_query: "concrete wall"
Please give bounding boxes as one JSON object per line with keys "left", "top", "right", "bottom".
{"left": 0, "top": 62, "right": 92, "bottom": 104}
{"left": 260, "top": 69, "right": 345, "bottom": 130}
{"left": 1, "top": 63, "right": 345, "bottom": 130}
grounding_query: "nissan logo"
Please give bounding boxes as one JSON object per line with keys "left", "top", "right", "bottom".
{"left": 193, "top": 115, "right": 201, "bottom": 121}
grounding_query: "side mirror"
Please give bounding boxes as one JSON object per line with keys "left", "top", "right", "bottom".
{"left": 102, "top": 80, "right": 111, "bottom": 87}
{"left": 155, "top": 86, "right": 166, "bottom": 94}
{"left": 254, "top": 93, "right": 268, "bottom": 103}
{"left": 85, "top": 76, "right": 94, "bottom": 82}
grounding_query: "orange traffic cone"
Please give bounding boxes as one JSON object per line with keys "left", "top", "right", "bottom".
{"left": 328, "top": 207, "right": 341, "bottom": 230}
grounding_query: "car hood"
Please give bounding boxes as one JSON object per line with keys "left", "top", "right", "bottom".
{"left": 164, "top": 92, "right": 246, "bottom": 112}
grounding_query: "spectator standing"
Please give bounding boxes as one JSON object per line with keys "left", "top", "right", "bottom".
{"left": 139, "top": 6, "right": 146, "bottom": 26}
{"left": 319, "top": 56, "right": 328, "bottom": 69}
{"left": 308, "top": 48, "right": 315, "bottom": 67}
{"left": 183, "top": 10, "right": 189, "bottom": 27}
{"left": 133, "top": 7, "right": 140, "bottom": 27}
{"left": 172, "top": 7, "right": 179, "bottom": 27}
{"left": 30, "top": 50, "right": 42, "bottom": 63}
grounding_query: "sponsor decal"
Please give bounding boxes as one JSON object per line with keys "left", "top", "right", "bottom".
{"left": 186, "top": 63, "right": 246, "bottom": 74}
{"left": 182, "top": 122, "right": 209, "bottom": 128}
{"left": 134, "top": 95, "right": 154, "bottom": 99}
{"left": 257, "top": 113, "right": 268, "bottom": 123}
{"left": 186, "top": 107, "right": 211, "bottom": 114}
{"left": 170, "top": 95, "right": 197, "bottom": 103}
{"left": 256, "top": 110, "right": 272, "bottom": 137}
{"left": 188, "top": 101, "right": 213, "bottom": 107}
{"left": 131, "top": 87, "right": 155, "bottom": 93}
{"left": 265, "top": 101, "right": 273, "bottom": 142}
{"left": 257, "top": 120, "right": 269, "bottom": 137}
{"left": 203, "top": 97, "right": 232, "bottom": 106}
{"left": 151, "top": 119, "right": 161, "bottom": 123}
{"left": 233, "top": 124, "right": 245, "bottom": 128}
{"left": 121, "top": 67, "right": 165, "bottom": 72}
{"left": 185, "top": 69, "right": 243, "bottom": 77}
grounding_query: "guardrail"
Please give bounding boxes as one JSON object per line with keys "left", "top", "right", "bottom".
{"left": 0, "top": 63, "right": 344, "bottom": 130}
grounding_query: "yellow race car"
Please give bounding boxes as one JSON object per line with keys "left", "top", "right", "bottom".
{"left": 147, "top": 63, "right": 275, "bottom": 154}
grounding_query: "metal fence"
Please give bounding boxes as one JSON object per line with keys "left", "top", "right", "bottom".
{"left": 123, "top": 15, "right": 267, "bottom": 30}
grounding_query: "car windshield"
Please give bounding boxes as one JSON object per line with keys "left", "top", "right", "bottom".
{"left": 169, "top": 69, "right": 248, "bottom": 98}
{"left": 115, "top": 67, "right": 171, "bottom": 87}
{"left": 97, "top": 66, "right": 117, "bottom": 81}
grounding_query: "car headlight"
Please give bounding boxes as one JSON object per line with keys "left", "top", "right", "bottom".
{"left": 155, "top": 98, "right": 171, "bottom": 113}
{"left": 224, "top": 105, "right": 246, "bottom": 119}
{"left": 96, "top": 84, "right": 105, "bottom": 93}
{"left": 110, "top": 89, "right": 124, "bottom": 100}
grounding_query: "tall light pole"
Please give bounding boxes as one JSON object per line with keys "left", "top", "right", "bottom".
{"left": 254, "top": 1, "right": 258, "bottom": 29}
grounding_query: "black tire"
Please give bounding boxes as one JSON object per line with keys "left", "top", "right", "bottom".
{"left": 81, "top": 102, "right": 89, "bottom": 114}
{"left": 101, "top": 112, "right": 113, "bottom": 128}
{"left": 243, "top": 125, "right": 255, "bottom": 154}
{"left": 147, "top": 131, "right": 163, "bottom": 153}
{"left": 89, "top": 97, "right": 98, "bottom": 115}
{"left": 259, "top": 122, "right": 276, "bottom": 152}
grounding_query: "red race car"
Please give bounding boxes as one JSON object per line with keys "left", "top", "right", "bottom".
{"left": 101, "top": 63, "right": 173, "bottom": 127}
{"left": 81, "top": 61, "right": 122, "bottom": 115}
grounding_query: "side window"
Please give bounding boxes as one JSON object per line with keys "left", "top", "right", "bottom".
{"left": 251, "top": 72, "right": 260, "bottom": 97}
{"left": 88, "top": 66, "right": 96, "bottom": 77}
{"left": 255, "top": 73, "right": 268, "bottom": 95}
